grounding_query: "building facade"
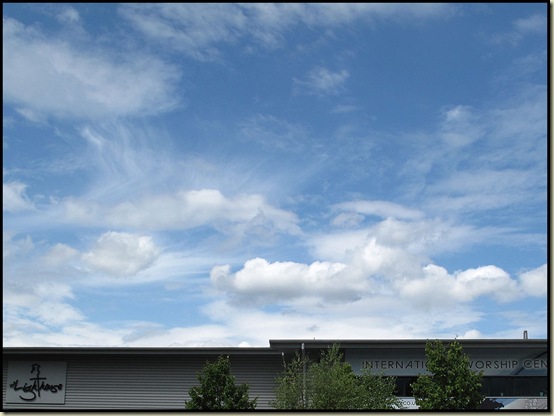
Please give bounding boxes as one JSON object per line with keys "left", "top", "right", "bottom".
{"left": 2, "top": 339, "right": 548, "bottom": 410}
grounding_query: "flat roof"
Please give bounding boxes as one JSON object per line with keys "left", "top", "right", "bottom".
{"left": 269, "top": 338, "right": 548, "bottom": 349}
{"left": 2, "top": 347, "right": 280, "bottom": 356}
{"left": 3, "top": 338, "right": 547, "bottom": 356}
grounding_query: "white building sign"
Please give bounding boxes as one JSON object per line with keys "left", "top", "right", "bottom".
{"left": 6, "top": 361, "right": 67, "bottom": 404}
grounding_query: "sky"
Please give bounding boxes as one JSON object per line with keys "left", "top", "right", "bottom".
{"left": 3, "top": 3, "right": 548, "bottom": 347}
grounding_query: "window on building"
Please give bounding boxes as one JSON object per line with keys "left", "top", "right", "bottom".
{"left": 481, "top": 377, "right": 547, "bottom": 397}
{"left": 394, "top": 377, "right": 418, "bottom": 396}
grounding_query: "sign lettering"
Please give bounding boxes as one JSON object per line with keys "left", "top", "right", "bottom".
{"left": 7, "top": 362, "right": 67, "bottom": 405}
{"left": 353, "top": 356, "right": 547, "bottom": 376}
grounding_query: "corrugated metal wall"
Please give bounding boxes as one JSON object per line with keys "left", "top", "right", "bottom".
{"left": 3, "top": 353, "right": 283, "bottom": 410}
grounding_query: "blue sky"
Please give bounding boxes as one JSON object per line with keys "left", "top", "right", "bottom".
{"left": 3, "top": 3, "right": 547, "bottom": 347}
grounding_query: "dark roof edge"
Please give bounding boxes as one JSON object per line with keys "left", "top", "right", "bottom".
{"left": 2, "top": 347, "right": 278, "bottom": 355}
{"left": 269, "top": 339, "right": 548, "bottom": 348}
{"left": 3, "top": 339, "right": 547, "bottom": 355}
{"left": 270, "top": 338, "right": 548, "bottom": 343}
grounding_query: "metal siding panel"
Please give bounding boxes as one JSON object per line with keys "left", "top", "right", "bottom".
{"left": 3, "top": 353, "right": 282, "bottom": 410}
{"left": 230, "top": 355, "right": 282, "bottom": 409}
{"left": 2, "top": 357, "right": 8, "bottom": 408}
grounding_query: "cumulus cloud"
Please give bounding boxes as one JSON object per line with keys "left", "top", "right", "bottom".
{"left": 3, "top": 17, "right": 180, "bottom": 121}
{"left": 452, "top": 265, "right": 518, "bottom": 303}
{"left": 518, "top": 264, "right": 547, "bottom": 297}
{"left": 211, "top": 216, "right": 533, "bottom": 312}
{"left": 306, "top": 215, "right": 536, "bottom": 307}
{"left": 399, "top": 263, "right": 526, "bottom": 308}
{"left": 3, "top": 181, "right": 34, "bottom": 212}
{"left": 211, "top": 257, "right": 360, "bottom": 305}
{"left": 82, "top": 231, "right": 160, "bottom": 276}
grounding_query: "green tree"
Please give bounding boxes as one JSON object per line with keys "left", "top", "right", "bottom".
{"left": 185, "top": 355, "right": 257, "bottom": 410}
{"left": 272, "top": 352, "right": 309, "bottom": 409}
{"left": 355, "top": 367, "right": 403, "bottom": 410}
{"left": 307, "top": 343, "right": 360, "bottom": 409}
{"left": 411, "top": 340, "right": 484, "bottom": 410}
{"left": 273, "top": 343, "right": 402, "bottom": 410}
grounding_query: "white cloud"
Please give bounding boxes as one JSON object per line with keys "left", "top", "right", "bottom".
{"left": 3, "top": 181, "right": 34, "bottom": 212}
{"left": 518, "top": 264, "right": 547, "bottom": 297}
{"left": 119, "top": 3, "right": 455, "bottom": 60}
{"left": 3, "top": 17, "right": 180, "bottom": 121}
{"left": 459, "top": 329, "right": 484, "bottom": 339}
{"left": 453, "top": 265, "right": 518, "bottom": 303}
{"left": 424, "top": 169, "right": 542, "bottom": 215}
{"left": 293, "top": 67, "right": 349, "bottom": 96}
{"left": 4, "top": 281, "right": 83, "bottom": 329}
{"left": 312, "top": 217, "right": 485, "bottom": 266}
{"left": 42, "top": 243, "right": 79, "bottom": 267}
{"left": 119, "top": 3, "right": 249, "bottom": 61}
{"left": 56, "top": 6, "right": 81, "bottom": 24}
{"left": 333, "top": 200, "right": 424, "bottom": 221}
{"left": 440, "top": 105, "right": 484, "bottom": 147}
{"left": 331, "top": 212, "right": 365, "bottom": 228}
{"left": 59, "top": 189, "right": 300, "bottom": 236}
{"left": 239, "top": 114, "right": 309, "bottom": 152}
{"left": 82, "top": 231, "right": 160, "bottom": 276}
{"left": 123, "top": 324, "right": 235, "bottom": 347}
{"left": 399, "top": 263, "right": 526, "bottom": 308}
{"left": 200, "top": 293, "right": 484, "bottom": 346}
{"left": 3, "top": 319, "right": 128, "bottom": 347}
{"left": 3, "top": 260, "right": 545, "bottom": 347}
{"left": 211, "top": 257, "right": 359, "bottom": 305}
{"left": 487, "top": 12, "right": 547, "bottom": 46}
{"left": 3, "top": 232, "right": 34, "bottom": 260}
{"left": 415, "top": 85, "right": 546, "bottom": 220}
{"left": 514, "top": 14, "right": 546, "bottom": 35}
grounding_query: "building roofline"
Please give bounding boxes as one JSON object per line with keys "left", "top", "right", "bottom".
{"left": 3, "top": 338, "right": 547, "bottom": 355}
{"left": 269, "top": 339, "right": 548, "bottom": 349}
{"left": 2, "top": 346, "right": 279, "bottom": 355}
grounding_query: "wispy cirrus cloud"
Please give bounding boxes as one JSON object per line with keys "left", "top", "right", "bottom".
{"left": 487, "top": 12, "right": 547, "bottom": 46}
{"left": 119, "top": 3, "right": 456, "bottom": 61}
{"left": 238, "top": 114, "right": 310, "bottom": 152}
{"left": 293, "top": 67, "right": 350, "bottom": 97}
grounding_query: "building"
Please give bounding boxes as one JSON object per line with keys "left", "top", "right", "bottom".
{"left": 2, "top": 338, "right": 548, "bottom": 410}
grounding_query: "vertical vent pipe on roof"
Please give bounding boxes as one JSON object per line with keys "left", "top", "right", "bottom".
{"left": 523, "top": 330, "right": 528, "bottom": 339}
